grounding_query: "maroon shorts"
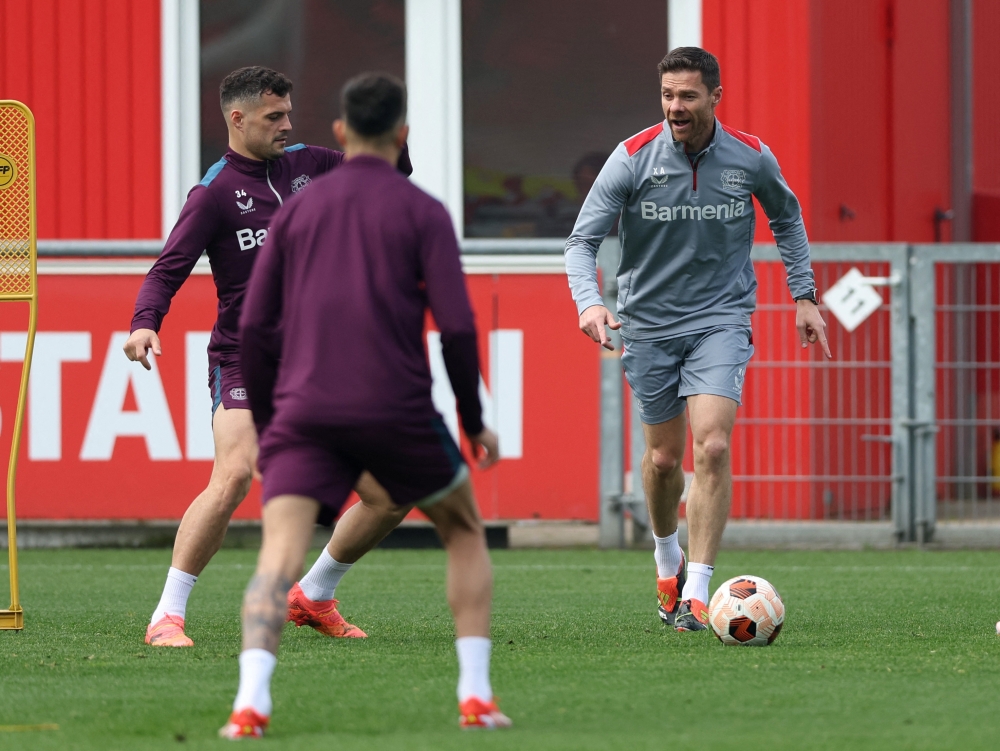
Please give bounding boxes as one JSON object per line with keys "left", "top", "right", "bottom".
{"left": 257, "top": 417, "right": 467, "bottom": 513}
{"left": 209, "top": 354, "right": 250, "bottom": 414}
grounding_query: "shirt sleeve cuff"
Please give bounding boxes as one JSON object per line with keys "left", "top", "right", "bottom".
{"left": 130, "top": 317, "right": 159, "bottom": 334}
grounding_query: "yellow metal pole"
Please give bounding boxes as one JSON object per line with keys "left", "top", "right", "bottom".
{"left": 0, "top": 100, "right": 37, "bottom": 631}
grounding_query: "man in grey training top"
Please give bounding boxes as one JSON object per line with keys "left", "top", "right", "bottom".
{"left": 565, "top": 47, "right": 830, "bottom": 631}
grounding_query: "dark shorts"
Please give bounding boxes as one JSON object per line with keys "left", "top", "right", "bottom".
{"left": 257, "top": 417, "right": 468, "bottom": 514}
{"left": 209, "top": 354, "right": 250, "bottom": 415}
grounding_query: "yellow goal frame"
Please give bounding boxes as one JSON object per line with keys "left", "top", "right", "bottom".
{"left": 0, "top": 101, "right": 38, "bottom": 630}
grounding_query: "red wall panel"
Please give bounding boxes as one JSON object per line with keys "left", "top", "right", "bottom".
{"left": 808, "top": 0, "right": 893, "bottom": 241}
{"left": 891, "top": 0, "right": 951, "bottom": 242}
{"left": 705, "top": 0, "right": 960, "bottom": 244}
{"left": 703, "top": 0, "right": 812, "bottom": 244}
{"left": 0, "top": 0, "right": 161, "bottom": 239}
{"left": 973, "top": 0, "right": 1000, "bottom": 196}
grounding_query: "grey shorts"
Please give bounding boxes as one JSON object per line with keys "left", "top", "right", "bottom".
{"left": 621, "top": 327, "right": 754, "bottom": 424}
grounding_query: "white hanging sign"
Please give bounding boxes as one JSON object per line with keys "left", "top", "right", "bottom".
{"left": 822, "top": 268, "right": 884, "bottom": 333}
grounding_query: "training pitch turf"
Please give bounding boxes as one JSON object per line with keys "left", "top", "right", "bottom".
{"left": 1, "top": 547, "right": 998, "bottom": 749}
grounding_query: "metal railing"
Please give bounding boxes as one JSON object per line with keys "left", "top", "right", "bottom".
{"left": 600, "top": 242, "right": 1000, "bottom": 547}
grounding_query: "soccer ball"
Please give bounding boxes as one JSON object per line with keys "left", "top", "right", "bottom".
{"left": 708, "top": 575, "right": 784, "bottom": 646}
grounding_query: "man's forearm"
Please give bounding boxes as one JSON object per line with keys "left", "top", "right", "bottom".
{"left": 564, "top": 242, "right": 604, "bottom": 315}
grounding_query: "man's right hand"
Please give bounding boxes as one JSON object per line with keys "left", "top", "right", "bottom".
{"left": 579, "top": 305, "right": 622, "bottom": 350}
{"left": 469, "top": 428, "right": 500, "bottom": 470}
{"left": 123, "top": 328, "right": 162, "bottom": 371}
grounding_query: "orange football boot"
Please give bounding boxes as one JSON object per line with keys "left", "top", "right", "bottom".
{"left": 674, "top": 598, "right": 710, "bottom": 632}
{"left": 459, "top": 697, "right": 512, "bottom": 729}
{"left": 656, "top": 552, "right": 686, "bottom": 626}
{"left": 145, "top": 613, "right": 194, "bottom": 647}
{"left": 286, "top": 582, "right": 367, "bottom": 638}
{"left": 218, "top": 708, "right": 269, "bottom": 739}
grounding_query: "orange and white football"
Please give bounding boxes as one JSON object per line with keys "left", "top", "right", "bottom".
{"left": 708, "top": 575, "right": 784, "bottom": 646}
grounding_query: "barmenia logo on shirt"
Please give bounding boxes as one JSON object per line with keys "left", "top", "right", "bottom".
{"left": 640, "top": 200, "right": 746, "bottom": 222}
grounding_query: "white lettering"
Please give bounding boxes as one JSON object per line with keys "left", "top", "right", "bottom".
{"left": 236, "top": 228, "right": 256, "bottom": 251}
{"left": 639, "top": 201, "right": 746, "bottom": 222}
{"left": 427, "top": 330, "right": 524, "bottom": 459}
{"left": 185, "top": 332, "right": 214, "bottom": 460}
{"left": 255, "top": 228, "right": 268, "bottom": 247}
{"left": 80, "top": 332, "right": 181, "bottom": 461}
{"left": 0, "top": 332, "right": 91, "bottom": 460}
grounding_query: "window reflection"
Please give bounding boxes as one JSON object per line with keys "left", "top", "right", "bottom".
{"left": 462, "top": 0, "right": 667, "bottom": 238}
{"left": 200, "top": 0, "right": 404, "bottom": 175}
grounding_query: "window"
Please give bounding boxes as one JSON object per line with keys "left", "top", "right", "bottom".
{"left": 462, "top": 0, "right": 667, "bottom": 238}
{"left": 199, "top": 0, "right": 404, "bottom": 174}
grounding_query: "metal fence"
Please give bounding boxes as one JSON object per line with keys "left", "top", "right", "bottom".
{"left": 600, "top": 242, "right": 1000, "bottom": 547}
{"left": 911, "top": 245, "right": 1000, "bottom": 531}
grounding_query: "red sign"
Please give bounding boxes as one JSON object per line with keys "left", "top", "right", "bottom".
{"left": 0, "top": 260, "right": 599, "bottom": 521}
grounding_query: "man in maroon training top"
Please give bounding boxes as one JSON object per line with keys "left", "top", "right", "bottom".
{"left": 124, "top": 67, "right": 411, "bottom": 648}
{"left": 219, "top": 73, "right": 510, "bottom": 739}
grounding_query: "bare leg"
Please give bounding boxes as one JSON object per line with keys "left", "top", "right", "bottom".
{"left": 640, "top": 411, "right": 688, "bottom": 537}
{"left": 243, "top": 495, "right": 319, "bottom": 653}
{"left": 422, "top": 479, "right": 492, "bottom": 638}
{"left": 684, "top": 394, "right": 738, "bottom": 566}
{"left": 171, "top": 405, "right": 257, "bottom": 575}
{"left": 326, "top": 473, "right": 410, "bottom": 564}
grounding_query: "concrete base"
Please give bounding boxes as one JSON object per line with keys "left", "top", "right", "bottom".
{"left": 1, "top": 519, "right": 998, "bottom": 550}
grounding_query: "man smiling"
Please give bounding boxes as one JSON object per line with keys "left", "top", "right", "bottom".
{"left": 565, "top": 47, "right": 829, "bottom": 632}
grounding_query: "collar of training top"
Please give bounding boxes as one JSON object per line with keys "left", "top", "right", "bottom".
{"left": 224, "top": 147, "right": 280, "bottom": 176}
{"left": 668, "top": 118, "right": 722, "bottom": 157}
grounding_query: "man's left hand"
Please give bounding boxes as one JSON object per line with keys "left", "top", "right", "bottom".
{"left": 796, "top": 299, "right": 832, "bottom": 359}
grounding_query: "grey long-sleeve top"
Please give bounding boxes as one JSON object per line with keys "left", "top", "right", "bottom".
{"left": 565, "top": 119, "right": 816, "bottom": 340}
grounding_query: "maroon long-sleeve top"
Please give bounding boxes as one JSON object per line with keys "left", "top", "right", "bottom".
{"left": 130, "top": 145, "right": 412, "bottom": 360}
{"left": 239, "top": 154, "right": 483, "bottom": 437}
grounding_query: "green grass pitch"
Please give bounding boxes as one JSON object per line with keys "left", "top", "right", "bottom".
{"left": 1, "top": 547, "right": 999, "bottom": 750}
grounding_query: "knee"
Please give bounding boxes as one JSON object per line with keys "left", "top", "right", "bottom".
{"left": 645, "top": 447, "right": 682, "bottom": 477}
{"left": 216, "top": 461, "right": 254, "bottom": 502}
{"left": 695, "top": 432, "right": 730, "bottom": 468}
{"left": 434, "top": 507, "right": 485, "bottom": 548}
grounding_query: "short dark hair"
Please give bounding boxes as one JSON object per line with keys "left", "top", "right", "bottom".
{"left": 340, "top": 73, "right": 407, "bottom": 140}
{"left": 658, "top": 47, "right": 721, "bottom": 92}
{"left": 219, "top": 66, "right": 293, "bottom": 112}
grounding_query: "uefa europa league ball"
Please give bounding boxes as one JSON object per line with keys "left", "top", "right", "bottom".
{"left": 708, "top": 575, "right": 785, "bottom": 646}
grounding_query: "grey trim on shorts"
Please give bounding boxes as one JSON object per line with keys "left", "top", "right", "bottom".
{"left": 415, "top": 464, "right": 470, "bottom": 508}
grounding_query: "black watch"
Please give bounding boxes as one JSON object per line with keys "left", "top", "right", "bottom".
{"left": 795, "top": 291, "right": 819, "bottom": 305}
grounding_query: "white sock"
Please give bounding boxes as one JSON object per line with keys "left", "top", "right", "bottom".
{"left": 681, "top": 562, "right": 715, "bottom": 605}
{"left": 298, "top": 548, "right": 353, "bottom": 602}
{"left": 233, "top": 649, "right": 277, "bottom": 717}
{"left": 653, "top": 531, "right": 683, "bottom": 578}
{"left": 150, "top": 567, "right": 197, "bottom": 625}
{"left": 456, "top": 636, "right": 492, "bottom": 703}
